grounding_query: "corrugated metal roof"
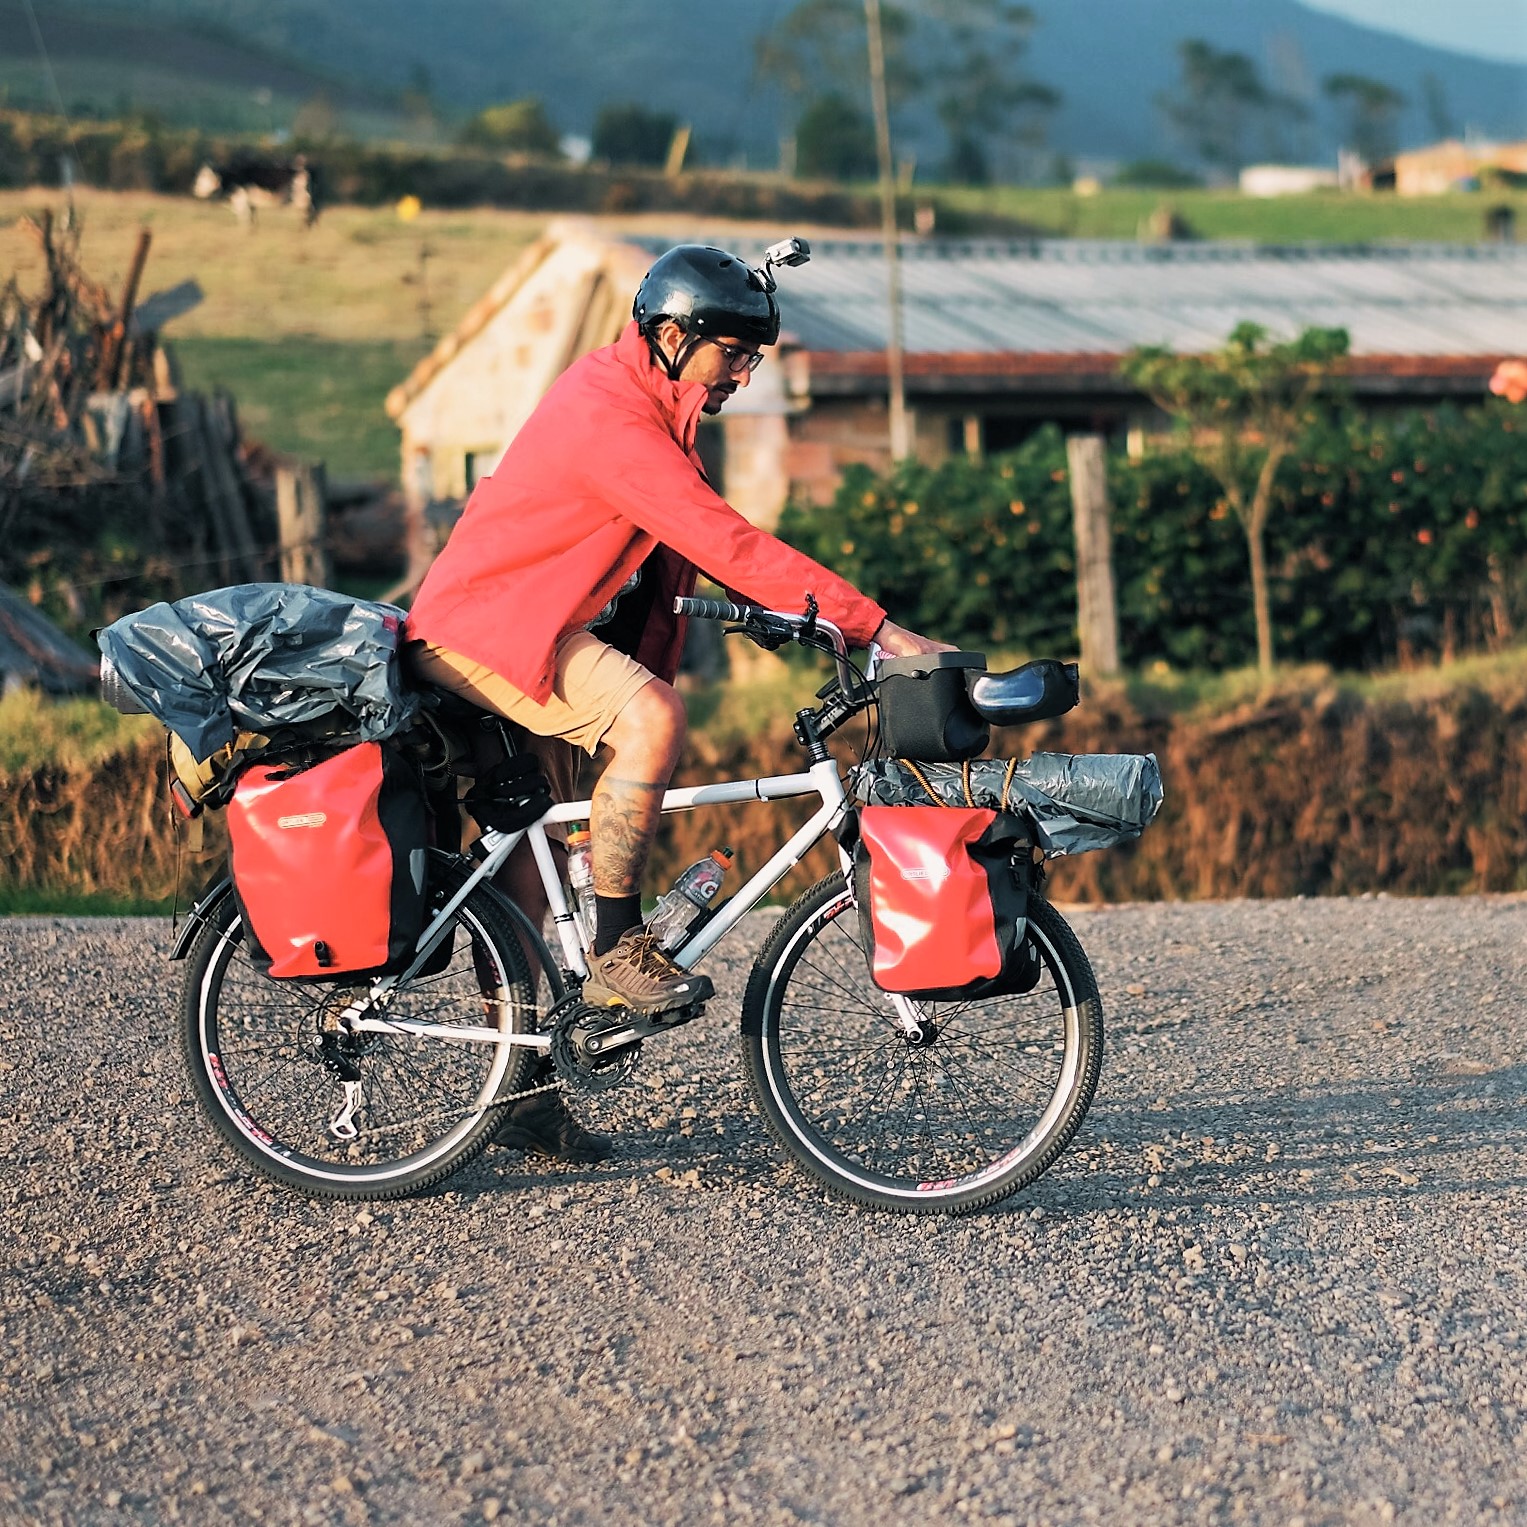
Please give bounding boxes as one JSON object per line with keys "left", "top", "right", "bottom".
{"left": 629, "top": 238, "right": 1527, "bottom": 358}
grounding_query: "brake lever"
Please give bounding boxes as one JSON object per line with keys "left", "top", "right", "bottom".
{"left": 747, "top": 619, "right": 791, "bottom": 651}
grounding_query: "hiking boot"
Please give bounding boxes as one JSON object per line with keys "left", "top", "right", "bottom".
{"left": 581, "top": 930, "right": 714, "bottom": 1016}
{"left": 493, "top": 1088, "right": 613, "bottom": 1164}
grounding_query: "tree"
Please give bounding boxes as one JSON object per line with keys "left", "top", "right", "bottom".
{"left": 929, "top": 1, "right": 1058, "bottom": 184}
{"left": 1121, "top": 322, "right": 1350, "bottom": 675}
{"left": 796, "top": 93, "right": 877, "bottom": 179}
{"left": 756, "top": 0, "right": 918, "bottom": 103}
{"left": 1159, "top": 40, "right": 1303, "bottom": 178}
{"left": 457, "top": 98, "right": 561, "bottom": 155}
{"left": 1323, "top": 73, "right": 1407, "bottom": 166}
{"left": 757, "top": 0, "right": 1058, "bottom": 186}
{"left": 757, "top": 0, "right": 916, "bottom": 183}
{"left": 922, "top": 0, "right": 1056, "bottom": 182}
{"left": 1421, "top": 72, "right": 1455, "bottom": 142}
{"left": 591, "top": 103, "right": 678, "bottom": 167}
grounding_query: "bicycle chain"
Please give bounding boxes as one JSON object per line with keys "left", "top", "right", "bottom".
{"left": 343, "top": 1072, "right": 564, "bottom": 1143}
{"left": 336, "top": 996, "right": 642, "bottom": 1142}
{"left": 327, "top": 985, "right": 569, "bottom": 1143}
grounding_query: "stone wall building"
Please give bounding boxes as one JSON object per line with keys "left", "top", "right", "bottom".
{"left": 387, "top": 221, "right": 1527, "bottom": 531}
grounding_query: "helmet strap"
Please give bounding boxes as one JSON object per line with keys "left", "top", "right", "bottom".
{"left": 645, "top": 320, "right": 703, "bottom": 383}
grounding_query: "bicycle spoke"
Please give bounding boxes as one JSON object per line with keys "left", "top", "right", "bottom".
{"left": 185, "top": 861, "right": 546, "bottom": 1191}
{"left": 745, "top": 877, "right": 1101, "bottom": 1209}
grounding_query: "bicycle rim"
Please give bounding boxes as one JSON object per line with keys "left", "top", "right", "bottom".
{"left": 181, "top": 874, "right": 538, "bottom": 1198}
{"left": 742, "top": 874, "right": 1102, "bottom": 1214}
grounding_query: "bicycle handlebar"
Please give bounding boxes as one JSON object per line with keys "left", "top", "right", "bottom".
{"left": 673, "top": 596, "right": 751, "bottom": 624}
{"left": 673, "top": 595, "right": 864, "bottom": 689}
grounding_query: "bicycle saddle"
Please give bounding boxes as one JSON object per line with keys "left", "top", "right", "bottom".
{"left": 967, "top": 659, "right": 1080, "bottom": 726}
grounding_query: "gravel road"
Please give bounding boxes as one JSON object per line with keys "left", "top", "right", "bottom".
{"left": 2, "top": 893, "right": 1525, "bottom": 1526}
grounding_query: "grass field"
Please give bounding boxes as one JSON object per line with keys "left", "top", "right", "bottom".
{"left": 1, "top": 190, "right": 547, "bottom": 477}
{"left": 3, "top": 183, "right": 1523, "bottom": 480}
{"left": 173, "top": 336, "right": 429, "bottom": 480}
{"left": 937, "top": 184, "right": 1527, "bottom": 243}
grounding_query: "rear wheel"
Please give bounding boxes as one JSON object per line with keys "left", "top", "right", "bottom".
{"left": 179, "top": 857, "right": 542, "bottom": 1199}
{"left": 740, "top": 872, "right": 1103, "bottom": 1214}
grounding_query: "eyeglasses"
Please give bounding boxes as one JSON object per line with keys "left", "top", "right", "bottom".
{"left": 707, "top": 338, "right": 765, "bottom": 375}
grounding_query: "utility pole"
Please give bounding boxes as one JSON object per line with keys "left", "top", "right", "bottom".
{"left": 865, "top": 0, "right": 910, "bottom": 461}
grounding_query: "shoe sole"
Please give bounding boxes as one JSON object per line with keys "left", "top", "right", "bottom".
{"left": 580, "top": 971, "right": 714, "bottom": 1015}
{"left": 490, "top": 1125, "right": 611, "bottom": 1164}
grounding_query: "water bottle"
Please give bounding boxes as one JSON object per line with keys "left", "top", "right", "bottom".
{"left": 566, "top": 823, "right": 598, "bottom": 937}
{"left": 647, "top": 846, "right": 735, "bottom": 952}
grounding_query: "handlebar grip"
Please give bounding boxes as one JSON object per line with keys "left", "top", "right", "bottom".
{"left": 673, "top": 596, "right": 750, "bottom": 622}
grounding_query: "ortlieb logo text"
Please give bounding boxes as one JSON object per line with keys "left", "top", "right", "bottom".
{"left": 277, "top": 812, "right": 327, "bottom": 830}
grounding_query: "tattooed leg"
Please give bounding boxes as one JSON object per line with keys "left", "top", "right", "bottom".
{"left": 591, "top": 679, "right": 686, "bottom": 895}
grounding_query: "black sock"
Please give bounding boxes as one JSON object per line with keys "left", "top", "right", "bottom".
{"left": 594, "top": 894, "right": 644, "bottom": 956}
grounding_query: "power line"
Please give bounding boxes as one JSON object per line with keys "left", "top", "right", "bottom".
{"left": 20, "top": 0, "right": 82, "bottom": 189}
{"left": 731, "top": 0, "right": 789, "bottom": 170}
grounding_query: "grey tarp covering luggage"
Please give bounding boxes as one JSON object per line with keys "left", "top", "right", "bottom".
{"left": 852, "top": 752, "right": 1164, "bottom": 857}
{"left": 96, "top": 583, "right": 419, "bottom": 761}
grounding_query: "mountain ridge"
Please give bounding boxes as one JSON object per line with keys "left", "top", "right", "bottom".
{"left": 5, "top": 0, "right": 1523, "bottom": 170}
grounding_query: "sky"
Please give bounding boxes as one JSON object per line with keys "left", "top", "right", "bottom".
{"left": 1300, "top": 0, "right": 1527, "bottom": 64}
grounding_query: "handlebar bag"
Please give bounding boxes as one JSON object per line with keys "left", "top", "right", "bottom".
{"left": 852, "top": 803, "right": 1039, "bottom": 1001}
{"left": 228, "top": 740, "right": 427, "bottom": 981}
{"left": 876, "top": 653, "right": 989, "bottom": 763}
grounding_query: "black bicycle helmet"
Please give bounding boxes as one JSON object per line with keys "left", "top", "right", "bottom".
{"left": 633, "top": 244, "right": 781, "bottom": 379}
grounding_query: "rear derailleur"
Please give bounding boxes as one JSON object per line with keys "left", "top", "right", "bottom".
{"left": 546, "top": 991, "right": 706, "bottom": 1095}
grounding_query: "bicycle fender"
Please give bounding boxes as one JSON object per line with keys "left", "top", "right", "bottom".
{"left": 170, "top": 876, "right": 234, "bottom": 961}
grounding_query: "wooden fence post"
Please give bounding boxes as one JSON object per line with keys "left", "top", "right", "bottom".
{"left": 1066, "top": 434, "right": 1121, "bottom": 678}
{"left": 276, "top": 464, "right": 331, "bottom": 587}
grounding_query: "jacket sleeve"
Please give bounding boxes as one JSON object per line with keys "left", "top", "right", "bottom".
{"left": 582, "top": 405, "right": 888, "bottom": 647}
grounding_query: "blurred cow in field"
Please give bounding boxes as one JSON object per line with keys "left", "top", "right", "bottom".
{"left": 193, "top": 153, "right": 319, "bottom": 227}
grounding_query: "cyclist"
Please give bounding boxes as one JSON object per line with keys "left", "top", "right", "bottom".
{"left": 405, "top": 242, "right": 949, "bottom": 1161}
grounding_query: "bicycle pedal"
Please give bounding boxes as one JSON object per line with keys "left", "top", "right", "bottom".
{"left": 649, "top": 1000, "right": 705, "bottom": 1029}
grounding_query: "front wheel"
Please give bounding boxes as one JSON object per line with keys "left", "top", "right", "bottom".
{"left": 179, "top": 856, "right": 543, "bottom": 1200}
{"left": 740, "top": 872, "right": 1103, "bottom": 1214}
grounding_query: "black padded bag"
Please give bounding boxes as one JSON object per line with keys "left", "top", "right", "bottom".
{"left": 876, "top": 652, "right": 989, "bottom": 763}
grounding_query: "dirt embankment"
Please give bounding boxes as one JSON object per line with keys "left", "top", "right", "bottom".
{"left": 5, "top": 678, "right": 1526, "bottom": 904}
{"left": 666, "top": 679, "right": 1527, "bottom": 903}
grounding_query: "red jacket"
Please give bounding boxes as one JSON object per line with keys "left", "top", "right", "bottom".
{"left": 406, "top": 323, "right": 886, "bottom": 701}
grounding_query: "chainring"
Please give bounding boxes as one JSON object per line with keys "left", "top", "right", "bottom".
{"left": 548, "top": 997, "right": 642, "bottom": 1095}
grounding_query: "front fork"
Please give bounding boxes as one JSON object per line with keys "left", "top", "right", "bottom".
{"left": 839, "top": 839, "right": 928, "bottom": 1042}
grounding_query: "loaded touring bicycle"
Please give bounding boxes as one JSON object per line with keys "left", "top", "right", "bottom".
{"left": 99, "top": 584, "right": 1161, "bottom": 1214}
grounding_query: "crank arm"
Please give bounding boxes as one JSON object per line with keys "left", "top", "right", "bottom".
{"left": 579, "top": 1001, "right": 706, "bottom": 1058}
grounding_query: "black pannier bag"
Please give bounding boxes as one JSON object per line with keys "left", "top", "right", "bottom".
{"left": 851, "top": 762, "right": 1040, "bottom": 1002}
{"left": 227, "top": 741, "right": 428, "bottom": 981}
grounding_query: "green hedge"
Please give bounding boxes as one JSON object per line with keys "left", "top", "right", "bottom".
{"left": 778, "top": 406, "right": 1527, "bottom": 670}
{"left": 0, "top": 110, "right": 1024, "bottom": 232}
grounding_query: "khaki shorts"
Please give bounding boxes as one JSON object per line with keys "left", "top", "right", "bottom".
{"left": 405, "top": 631, "right": 654, "bottom": 805}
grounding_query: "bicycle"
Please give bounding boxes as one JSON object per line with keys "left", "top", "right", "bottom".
{"left": 175, "top": 598, "right": 1105, "bottom": 1214}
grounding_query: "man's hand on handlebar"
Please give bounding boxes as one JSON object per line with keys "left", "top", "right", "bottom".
{"left": 871, "top": 618, "right": 957, "bottom": 658}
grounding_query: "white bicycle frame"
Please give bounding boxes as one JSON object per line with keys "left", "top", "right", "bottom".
{"left": 339, "top": 608, "right": 906, "bottom": 1054}
{"left": 338, "top": 746, "right": 854, "bottom": 1054}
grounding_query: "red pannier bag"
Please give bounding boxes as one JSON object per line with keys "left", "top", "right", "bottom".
{"left": 227, "top": 741, "right": 427, "bottom": 980}
{"left": 853, "top": 800, "right": 1038, "bottom": 1002}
